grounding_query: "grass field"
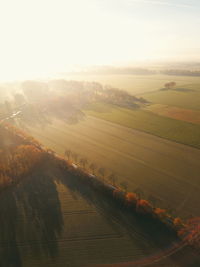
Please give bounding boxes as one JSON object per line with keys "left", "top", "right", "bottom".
{"left": 84, "top": 102, "right": 200, "bottom": 149}
{"left": 6, "top": 73, "right": 200, "bottom": 265}
{"left": 142, "top": 84, "right": 200, "bottom": 110}
{"left": 0, "top": 153, "right": 187, "bottom": 267}
{"left": 145, "top": 104, "right": 200, "bottom": 125}
{"left": 24, "top": 116, "right": 200, "bottom": 220}
{"left": 63, "top": 73, "right": 200, "bottom": 95}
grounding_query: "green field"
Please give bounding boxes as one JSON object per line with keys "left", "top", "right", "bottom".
{"left": 142, "top": 83, "right": 200, "bottom": 110}
{"left": 5, "top": 74, "right": 200, "bottom": 266}
{"left": 23, "top": 116, "right": 200, "bottom": 220}
{"left": 84, "top": 102, "right": 200, "bottom": 149}
{"left": 63, "top": 73, "right": 200, "bottom": 95}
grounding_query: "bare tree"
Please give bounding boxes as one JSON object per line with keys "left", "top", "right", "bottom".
{"left": 89, "top": 163, "right": 97, "bottom": 174}
{"left": 80, "top": 157, "right": 88, "bottom": 169}
{"left": 65, "top": 149, "right": 71, "bottom": 160}
{"left": 134, "top": 187, "right": 144, "bottom": 200}
{"left": 148, "top": 194, "right": 158, "bottom": 207}
{"left": 108, "top": 172, "right": 117, "bottom": 186}
{"left": 72, "top": 152, "right": 79, "bottom": 163}
{"left": 120, "top": 181, "right": 128, "bottom": 192}
{"left": 98, "top": 167, "right": 105, "bottom": 178}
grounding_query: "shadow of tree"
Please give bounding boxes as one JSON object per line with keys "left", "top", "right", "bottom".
{"left": 57, "top": 168, "right": 200, "bottom": 267}
{"left": 0, "top": 163, "right": 63, "bottom": 267}
{"left": 0, "top": 159, "right": 199, "bottom": 267}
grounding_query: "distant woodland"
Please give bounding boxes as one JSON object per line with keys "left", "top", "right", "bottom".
{"left": 69, "top": 66, "right": 200, "bottom": 77}
{"left": 0, "top": 80, "right": 148, "bottom": 126}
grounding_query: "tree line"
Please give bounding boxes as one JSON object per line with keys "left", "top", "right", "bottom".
{"left": 161, "top": 69, "right": 200, "bottom": 77}
{"left": 0, "top": 124, "right": 45, "bottom": 190}
{"left": 61, "top": 147, "right": 200, "bottom": 249}
{"left": 1, "top": 123, "right": 200, "bottom": 250}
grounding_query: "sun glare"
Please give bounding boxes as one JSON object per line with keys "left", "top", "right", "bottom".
{"left": 0, "top": 0, "right": 199, "bottom": 81}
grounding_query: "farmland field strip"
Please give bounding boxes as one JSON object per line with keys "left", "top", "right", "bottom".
{"left": 65, "top": 74, "right": 200, "bottom": 95}
{"left": 0, "top": 234, "right": 126, "bottom": 247}
{"left": 87, "top": 116, "right": 200, "bottom": 160}
{"left": 3, "top": 195, "right": 159, "bottom": 256}
{"left": 27, "top": 126, "right": 118, "bottom": 168}
{"left": 143, "top": 104, "right": 200, "bottom": 125}
{"left": 0, "top": 197, "right": 156, "bottom": 259}
{"left": 142, "top": 90, "right": 200, "bottom": 110}
{"left": 75, "top": 116, "right": 200, "bottom": 169}
{"left": 56, "top": 185, "right": 160, "bottom": 246}
{"left": 31, "top": 122, "right": 200, "bottom": 192}
{"left": 85, "top": 106, "right": 200, "bottom": 149}
{"left": 26, "top": 118, "right": 200, "bottom": 216}
{"left": 29, "top": 124, "right": 188, "bottom": 192}
{"left": 56, "top": 190, "right": 165, "bottom": 249}
{"left": 28, "top": 124, "right": 199, "bottom": 202}
{"left": 28, "top": 125, "right": 199, "bottom": 215}
{"left": 22, "top": 239, "right": 154, "bottom": 267}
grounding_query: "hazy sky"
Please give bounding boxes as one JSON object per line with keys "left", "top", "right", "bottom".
{"left": 0, "top": 0, "right": 199, "bottom": 80}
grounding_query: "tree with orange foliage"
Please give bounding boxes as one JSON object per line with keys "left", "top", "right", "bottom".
{"left": 125, "top": 192, "right": 137, "bottom": 206}
{"left": 173, "top": 217, "right": 184, "bottom": 230}
{"left": 136, "top": 199, "right": 153, "bottom": 214}
{"left": 113, "top": 188, "right": 125, "bottom": 202}
{"left": 154, "top": 208, "right": 167, "bottom": 218}
{"left": 177, "top": 218, "right": 200, "bottom": 248}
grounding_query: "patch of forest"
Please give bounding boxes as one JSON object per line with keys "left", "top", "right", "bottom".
{"left": 0, "top": 80, "right": 148, "bottom": 127}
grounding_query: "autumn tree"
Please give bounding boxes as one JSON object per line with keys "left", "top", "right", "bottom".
{"left": 72, "top": 152, "right": 79, "bottom": 163}
{"left": 65, "top": 149, "right": 71, "bottom": 160}
{"left": 136, "top": 199, "right": 153, "bottom": 214}
{"left": 134, "top": 187, "right": 144, "bottom": 200}
{"left": 173, "top": 217, "right": 183, "bottom": 230}
{"left": 125, "top": 192, "right": 137, "bottom": 206}
{"left": 89, "top": 163, "right": 97, "bottom": 174}
{"left": 79, "top": 157, "right": 88, "bottom": 169}
{"left": 120, "top": 181, "right": 128, "bottom": 192}
{"left": 108, "top": 172, "right": 117, "bottom": 186}
{"left": 98, "top": 167, "right": 105, "bottom": 179}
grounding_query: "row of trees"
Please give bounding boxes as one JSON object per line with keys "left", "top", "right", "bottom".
{"left": 0, "top": 123, "right": 46, "bottom": 190}
{"left": 62, "top": 147, "right": 200, "bottom": 248}
{"left": 1, "top": 124, "right": 199, "bottom": 249}
{"left": 63, "top": 148, "right": 180, "bottom": 216}
{"left": 161, "top": 69, "right": 200, "bottom": 77}
{"left": 1, "top": 78, "right": 149, "bottom": 129}
{"left": 64, "top": 149, "right": 118, "bottom": 186}
{"left": 0, "top": 144, "right": 45, "bottom": 190}
{"left": 62, "top": 147, "right": 186, "bottom": 236}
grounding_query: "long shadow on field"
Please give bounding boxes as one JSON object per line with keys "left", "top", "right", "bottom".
{"left": 0, "top": 160, "right": 199, "bottom": 267}
{"left": 0, "top": 165, "right": 63, "bottom": 267}
{"left": 58, "top": 170, "right": 200, "bottom": 267}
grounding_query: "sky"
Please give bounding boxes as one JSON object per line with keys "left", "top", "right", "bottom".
{"left": 0, "top": 0, "right": 200, "bottom": 80}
